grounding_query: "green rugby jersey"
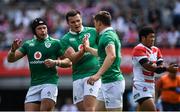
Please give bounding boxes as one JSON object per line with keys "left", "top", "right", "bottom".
{"left": 60, "top": 27, "right": 100, "bottom": 81}
{"left": 18, "top": 36, "right": 63, "bottom": 86}
{"left": 98, "top": 27, "right": 124, "bottom": 83}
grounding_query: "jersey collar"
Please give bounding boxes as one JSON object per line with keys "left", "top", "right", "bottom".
{"left": 140, "top": 43, "right": 153, "bottom": 51}
{"left": 34, "top": 35, "right": 49, "bottom": 41}
{"left": 99, "top": 27, "right": 113, "bottom": 35}
{"left": 69, "top": 26, "right": 84, "bottom": 35}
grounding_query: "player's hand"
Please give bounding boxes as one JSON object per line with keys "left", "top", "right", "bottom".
{"left": 44, "top": 59, "right": 56, "bottom": 68}
{"left": 87, "top": 74, "right": 100, "bottom": 85}
{"left": 11, "top": 38, "right": 22, "bottom": 52}
{"left": 79, "top": 44, "right": 85, "bottom": 54}
{"left": 82, "top": 36, "right": 90, "bottom": 52}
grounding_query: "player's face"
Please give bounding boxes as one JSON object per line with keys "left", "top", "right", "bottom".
{"left": 35, "top": 25, "right": 48, "bottom": 40}
{"left": 144, "top": 33, "right": 155, "bottom": 47}
{"left": 94, "top": 20, "right": 101, "bottom": 33}
{"left": 67, "top": 14, "right": 82, "bottom": 33}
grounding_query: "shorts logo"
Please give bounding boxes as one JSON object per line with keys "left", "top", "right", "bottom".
{"left": 45, "top": 42, "right": 51, "bottom": 48}
{"left": 105, "top": 98, "right": 110, "bottom": 106}
{"left": 143, "top": 87, "right": 147, "bottom": 92}
{"left": 74, "top": 96, "right": 77, "bottom": 102}
{"left": 34, "top": 51, "right": 42, "bottom": 60}
{"left": 89, "top": 88, "right": 93, "bottom": 93}
{"left": 134, "top": 93, "right": 140, "bottom": 99}
{"left": 47, "top": 91, "right": 51, "bottom": 97}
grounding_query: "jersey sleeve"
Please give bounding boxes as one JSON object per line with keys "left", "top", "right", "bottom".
{"left": 56, "top": 40, "right": 64, "bottom": 56}
{"left": 157, "top": 48, "right": 163, "bottom": 62}
{"left": 103, "top": 34, "right": 115, "bottom": 48}
{"left": 18, "top": 41, "right": 27, "bottom": 55}
{"left": 132, "top": 46, "right": 148, "bottom": 62}
{"left": 59, "top": 37, "right": 70, "bottom": 55}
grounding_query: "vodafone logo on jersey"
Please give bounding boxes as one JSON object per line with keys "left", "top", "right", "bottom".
{"left": 34, "top": 51, "right": 42, "bottom": 60}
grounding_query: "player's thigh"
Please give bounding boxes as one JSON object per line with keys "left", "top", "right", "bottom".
{"left": 96, "top": 100, "right": 106, "bottom": 111}
{"left": 83, "top": 95, "right": 96, "bottom": 109}
{"left": 25, "top": 102, "right": 40, "bottom": 111}
{"left": 76, "top": 101, "right": 84, "bottom": 111}
{"left": 139, "top": 97, "right": 156, "bottom": 111}
{"left": 40, "top": 98, "right": 55, "bottom": 111}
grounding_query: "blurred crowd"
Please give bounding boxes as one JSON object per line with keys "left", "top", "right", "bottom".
{"left": 0, "top": 0, "right": 179, "bottom": 50}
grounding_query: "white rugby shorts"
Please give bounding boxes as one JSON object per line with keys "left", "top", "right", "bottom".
{"left": 25, "top": 84, "right": 58, "bottom": 103}
{"left": 97, "top": 80, "right": 125, "bottom": 109}
{"left": 73, "top": 76, "right": 101, "bottom": 104}
{"left": 132, "top": 82, "right": 155, "bottom": 103}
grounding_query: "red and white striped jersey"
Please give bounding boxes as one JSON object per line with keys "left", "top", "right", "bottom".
{"left": 132, "top": 43, "right": 163, "bottom": 83}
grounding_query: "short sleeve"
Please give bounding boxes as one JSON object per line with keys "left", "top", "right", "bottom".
{"left": 59, "top": 37, "right": 70, "bottom": 55}
{"left": 157, "top": 48, "right": 163, "bottom": 61}
{"left": 132, "top": 46, "right": 148, "bottom": 62}
{"left": 103, "top": 35, "right": 115, "bottom": 48}
{"left": 56, "top": 40, "right": 64, "bottom": 56}
{"left": 18, "top": 42, "right": 27, "bottom": 55}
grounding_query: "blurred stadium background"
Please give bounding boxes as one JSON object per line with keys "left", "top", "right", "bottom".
{"left": 0, "top": 0, "right": 179, "bottom": 111}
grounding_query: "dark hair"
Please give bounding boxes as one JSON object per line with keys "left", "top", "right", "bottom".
{"left": 66, "top": 9, "right": 81, "bottom": 22}
{"left": 139, "top": 26, "right": 155, "bottom": 42}
{"left": 31, "top": 18, "right": 47, "bottom": 35}
{"left": 94, "top": 11, "right": 111, "bottom": 26}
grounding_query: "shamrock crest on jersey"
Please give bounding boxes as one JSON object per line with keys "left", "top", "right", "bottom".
{"left": 45, "top": 42, "right": 51, "bottom": 48}
{"left": 34, "top": 51, "right": 42, "bottom": 60}
{"left": 29, "top": 43, "right": 35, "bottom": 47}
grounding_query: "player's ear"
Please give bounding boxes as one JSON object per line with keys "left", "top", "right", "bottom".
{"left": 141, "top": 36, "right": 146, "bottom": 41}
{"left": 97, "top": 21, "right": 101, "bottom": 26}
